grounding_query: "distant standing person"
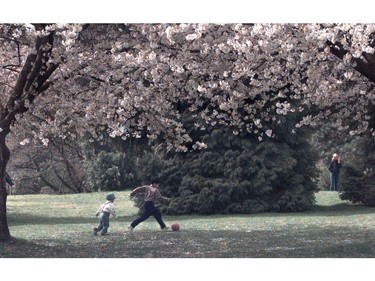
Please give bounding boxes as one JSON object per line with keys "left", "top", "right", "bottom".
{"left": 5, "top": 171, "right": 16, "bottom": 195}
{"left": 328, "top": 153, "right": 342, "bottom": 191}
{"left": 93, "top": 193, "right": 117, "bottom": 236}
{"left": 128, "top": 179, "right": 170, "bottom": 233}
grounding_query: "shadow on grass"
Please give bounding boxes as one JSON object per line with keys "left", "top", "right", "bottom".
{"left": 160, "top": 204, "right": 375, "bottom": 222}
{"left": 7, "top": 214, "right": 137, "bottom": 226}
{"left": 308, "top": 203, "right": 375, "bottom": 214}
{"left": 8, "top": 202, "right": 375, "bottom": 227}
{"left": 2, "top": 226, "right": 375, "bottom": 258}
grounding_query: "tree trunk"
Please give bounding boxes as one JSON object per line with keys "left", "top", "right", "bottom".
{"left": 0, "top": 136, "right": 11, "bottom": 242}
{"left": 0, "top": 25, "right": 58, "bottom": 241}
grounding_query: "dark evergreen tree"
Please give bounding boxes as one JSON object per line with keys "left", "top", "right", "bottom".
{"left": 339, "top": 136, "right": 375, "bottom": 206}
{"left": 82, "top": 133, "right": 151, "bottom": 191}
{"left": 155, "top": 113, "right": 319, "bottom": 215}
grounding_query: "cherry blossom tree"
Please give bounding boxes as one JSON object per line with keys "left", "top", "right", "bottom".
{"left": 1, "top": 23, "right": 375, "bottom": 241}
{"left": 0, "top": 24, "right": 61, "bottom": 240}
{"left": 25, "top": 24, "right": 375, "bottom": 144}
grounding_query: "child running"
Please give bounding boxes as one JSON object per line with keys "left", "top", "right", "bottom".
{"left": 93, "top": 193, "right": 117, "bottom": 236}
{"left": 128, "top": 179, "right": 170, "bottom": 233}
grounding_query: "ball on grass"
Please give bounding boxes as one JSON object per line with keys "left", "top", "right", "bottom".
{"left": 171, "top": 223, "right": 180, "bottom": 231}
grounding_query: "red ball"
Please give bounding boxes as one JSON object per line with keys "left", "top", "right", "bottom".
{"left": 171, "top": 223, "right": 180, "bottom": 231}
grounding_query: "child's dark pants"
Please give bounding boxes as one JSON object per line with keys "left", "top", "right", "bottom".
{"left": 131, "top": 201, "right": 166, "bottom": 229}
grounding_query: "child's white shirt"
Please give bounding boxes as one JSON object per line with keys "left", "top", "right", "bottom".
{"left": 97, "top": 201, "right": 117, "bottom": 218}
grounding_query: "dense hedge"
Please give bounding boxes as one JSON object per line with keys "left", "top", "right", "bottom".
{"left": 157, "top": 124, "right": 319, "bottom": 215}
{"left": 340, "top": 136, "right": 375, "bottom": 206}
{"left": 154, "top": 110, "right": 320, "bottom": 214}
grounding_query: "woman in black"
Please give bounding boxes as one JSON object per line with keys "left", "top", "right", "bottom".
{"left": 328, "top": 153, "right": 342, "bottom": 191}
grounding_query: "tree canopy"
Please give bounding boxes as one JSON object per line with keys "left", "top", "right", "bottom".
{"left": 3, "top": 24, "right": 375, "bottom": 149}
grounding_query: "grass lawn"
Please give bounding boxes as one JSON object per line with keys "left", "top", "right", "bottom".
{"left": 1, "top": 190, "right": 375, "bottom": 258}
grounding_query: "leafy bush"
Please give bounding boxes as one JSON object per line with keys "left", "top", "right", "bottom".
{"left": 340, "top": 136, "right": 375, "bottom": 206}
{"left": 159, "top": 120, "right": 319, "bottom": 215}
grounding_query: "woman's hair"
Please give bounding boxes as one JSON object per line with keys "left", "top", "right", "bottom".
{"left": 151, "top": 179, "right": 160, "bottom": 185}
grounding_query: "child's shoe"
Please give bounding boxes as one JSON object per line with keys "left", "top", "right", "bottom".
{"left": 128, "top": 225, "right": 134, "bottom": 233}
{"left": 162, "top": 226, "right": 169, "bottom": 231}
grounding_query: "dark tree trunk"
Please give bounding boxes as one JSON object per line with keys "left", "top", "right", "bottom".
{"left": 327, "top": 38, "right": 375, "bottom": 84}
{"left": 0, "top": 24, "right": 58, "bottom": 241}
{"left": 0, "top": 135, "right": 11, "bottom": 242}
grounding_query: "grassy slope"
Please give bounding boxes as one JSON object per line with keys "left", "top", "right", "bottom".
{"left": 1, "top": 191, "right": 375, "bottom": 258}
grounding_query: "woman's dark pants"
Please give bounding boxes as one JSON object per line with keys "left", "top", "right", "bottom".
{"left": 131, "top": 201, "right": 166, "bottom": 229}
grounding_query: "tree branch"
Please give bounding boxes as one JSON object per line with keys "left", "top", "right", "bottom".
{"left": 326, "top": 39, "right": 375, "bottom": 84}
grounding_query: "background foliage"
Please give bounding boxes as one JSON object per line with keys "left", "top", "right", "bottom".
{"left": 339, "top": 136, "right": 375, "bottom": 206}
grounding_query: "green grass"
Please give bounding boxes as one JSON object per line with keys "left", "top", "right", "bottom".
{"left": 1, "top": 191, "right": 375, "bottom": 258}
